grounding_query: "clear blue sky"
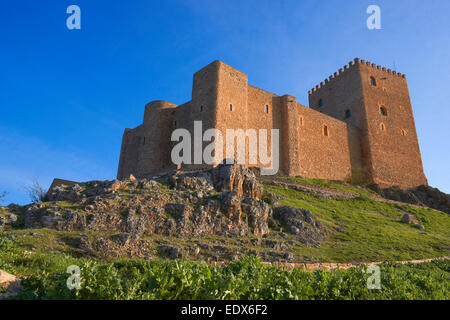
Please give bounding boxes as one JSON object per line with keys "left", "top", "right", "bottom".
{"left": 1, "top": 0, "right": 449, "bottom": 204}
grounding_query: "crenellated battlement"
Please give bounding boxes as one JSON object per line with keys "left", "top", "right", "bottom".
{"left": 358, "top": 58, "right": 406, "bottom": 79}
{"left": 309, "top": 58, "right": 406, "bottom": 95}
{"left": 309, "top": 58, "right": 357, "bottom": 95}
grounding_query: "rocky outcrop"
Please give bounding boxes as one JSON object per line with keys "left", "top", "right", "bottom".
{"left": 370, "top": 184, "right": 450, "bottom": 214}
{"left": 212, "top": 163, "right": 262, "bottom": 199}
{"left": 23, "top": 203, "right": 87, "bottom": 231}
{"left": 241, "top": 198, "right": 270, "bottom": 237}
{"left": 79, "top": 234, "right": 152, "bottom": 260}
{"left": 0, "top": 270, "right": 21, "bottom": 300}
{"left": 0, "top": 270, "right": 16, "bottom": 285}
{"left": 22, "top": 164, "right": 273, "bottom": 240}
{"left": 0, "top": 213, "right": 17, "bottom": 228}
{"left": 6, "top": 164, "right": 332, "bottom": 261}
{"left": 274, "top": 206, "right": 327, "bottom": 247}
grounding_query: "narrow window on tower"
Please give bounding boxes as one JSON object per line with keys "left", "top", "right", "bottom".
{"left": 370, "top": 76, "right": 377, "bottom": 86}
{"left": 380, "top": 106, "right": 387, "bottom": 116}
{"left": 318, "top": 99, "right": 323, "bottom": 108}
{"left": 344, "top": 109, "right": 351, "bottom": 119}
{"left": 380, "top": 123, "right": 386, "bottom": 131}
{"left": 230, "top": 104, "right": 233, "bottom": 111}
{"left": 300, "top": 117, "right": 304, "bottom": 126}
{"left": 323, "top": 125, "right": 329, "bottom": 137}
{"left": 266, "top": 105, "right": 269, "bottom": 113}
{"left": 200, "top": 105, "right": 204, "bottom": 112}
{"left": 143, "top": 137, "right": 146, "bottom": 145}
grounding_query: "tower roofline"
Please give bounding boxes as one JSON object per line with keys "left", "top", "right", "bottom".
{"left": 193, "top": 60, "right": 248, "bottom": 78}
{"left": 309, "top": 58, "right": 407, "bottom": 95}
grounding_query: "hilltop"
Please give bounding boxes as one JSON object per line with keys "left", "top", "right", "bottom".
{"left": 1, "top": 163, "right": 449, "bottom": 268}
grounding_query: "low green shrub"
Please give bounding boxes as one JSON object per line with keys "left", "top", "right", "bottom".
{"left": 13, "top": 257, "right": 450, "bottom": 300}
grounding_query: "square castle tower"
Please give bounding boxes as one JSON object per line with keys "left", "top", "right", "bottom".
{"left": 118, "top": 58, "right": 427, "bottom": 189}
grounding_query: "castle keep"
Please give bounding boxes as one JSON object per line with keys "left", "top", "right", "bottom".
{"left": 118, "top": 58, "right": 427, "bottom": 189}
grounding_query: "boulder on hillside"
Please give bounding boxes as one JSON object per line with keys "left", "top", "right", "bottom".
{"left": 274, "top": 206, "right": 327, "bottom": 247}
{"left": 212, "top": 163, "right": 262, "bottom": 199}
{"left": 0, "top": 270, "right": 16, "bottom": 286}
{"left": 0, "top": 270, "right": 22, "bottom": 300}
{"left": 401, "top": 212, "right": 425, "bottom": 230}
{"left": 401, "top": 212, "right": 419, "bottom": 225}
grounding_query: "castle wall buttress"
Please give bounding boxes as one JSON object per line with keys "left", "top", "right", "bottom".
{"left": 178, "top": 61, "right": 221, "bottom": 170}
{"left": 246, "top": 85, "right": 281, "bottom": 170}
{"left": 280, "top": 95, "right": 301, "bottom": 175}
{"left": 213, "top": 62, "right": 249, "bottom": 165}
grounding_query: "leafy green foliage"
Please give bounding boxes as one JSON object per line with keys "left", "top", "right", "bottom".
{"left": 11, "top": 257, "right": 450, "bottom": 300}
{"left": 0, "top": 234, "right": 15, "bottom": 251}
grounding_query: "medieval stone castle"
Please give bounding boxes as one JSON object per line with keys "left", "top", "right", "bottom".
{"left": 118, "top": 58, "right": 427, "bottom": 189}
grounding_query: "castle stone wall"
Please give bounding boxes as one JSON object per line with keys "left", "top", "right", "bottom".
{"left": 135, "top": 101, "right": 178, "bottom": 177}
{"left": 118, "top": 59, "right": 427, "bottom": 189}
{"left": 247, "top": 85, "right": 282, "bottom": 170}
{"left": 358, "top": 60, "right": 427, "bottom": 188}
{"left": 308, "top": 58, "right": 427, "bottom": 188}
{"left": 117, "top": 125, "right": 143, "bottom": 179}
{"left": 214, "top": 61, "right": 249, "bottom": 165}
{"left": 293, "top": 103, "right": 363, "bottom": 181}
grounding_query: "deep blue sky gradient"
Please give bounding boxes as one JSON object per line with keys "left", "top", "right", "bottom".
{"left": 1, "top": 0, "right": 449, "bottom": 204}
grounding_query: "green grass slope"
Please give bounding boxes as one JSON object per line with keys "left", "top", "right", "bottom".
{"left": 264, "top": 182, "right": 449, "bottom": 262}
{"left": 1, "top": 176, "right": 449, "bottom": 300}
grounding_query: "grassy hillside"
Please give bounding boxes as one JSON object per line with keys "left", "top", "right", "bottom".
{"left": 263, "top": 182, "right": 449, "bottom": 262}
{"left": 1, "top": 172, "right": 449, "bottom": 300}
{"left": 0, "top": 176, "right": 448, "bottom": 270}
